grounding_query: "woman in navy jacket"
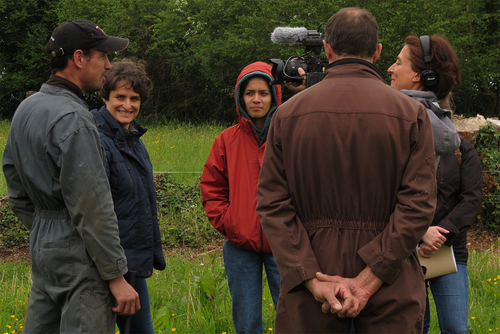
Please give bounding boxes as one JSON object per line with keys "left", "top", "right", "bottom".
{"left": 91, "top": 59, "right": 165, "bottom": 334}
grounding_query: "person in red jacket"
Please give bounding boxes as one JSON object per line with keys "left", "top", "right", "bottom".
{"left": 200, "top": 61, "right": 282, "bottom": 333}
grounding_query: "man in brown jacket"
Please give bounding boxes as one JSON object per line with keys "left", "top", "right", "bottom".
{"left": 256, "top": 7, "right": 437, "bottom": 333}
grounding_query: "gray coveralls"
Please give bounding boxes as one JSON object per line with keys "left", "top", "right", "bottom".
{"left": 3, "top": 83, "right": 128, "bottom": 333}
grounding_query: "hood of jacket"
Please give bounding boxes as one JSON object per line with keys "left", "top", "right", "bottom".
{"left": 234, "top": 61, "right": 282, "bottom": 145}
{"left": 400, "top": 89, "right": 460, "bottom": 158}
{"left": 399, "top": 89, "right": 453, "bottom": 119}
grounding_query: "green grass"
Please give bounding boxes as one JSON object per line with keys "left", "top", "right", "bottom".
{"left": 0, "top": 120, "right": 11, "bottom": 197}
{"left": 1, "top": 121, "right": 499, "bottom": 332}
{"left": 1, "top": 248, "right": 499, "bottom": 333}
{"left": 0, "top": 251, "right": 278, "bottom": 334}
{"left": 140, "top": 121, "right": 226, "bottom": 184}
{"left": 0, "top": 120, "right": 227, "bottom": 195}
{"left": 425, "top": 245, "right": 500, "bottom": 333}
{"left": 0, "top": 261, "right": 30, "bottom": 334}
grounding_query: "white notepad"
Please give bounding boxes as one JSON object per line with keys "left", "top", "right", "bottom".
{"left": 417, "top": 245, "right": 457, "bottom": 279}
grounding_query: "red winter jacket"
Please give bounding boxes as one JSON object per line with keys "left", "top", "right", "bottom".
{"left": 200, "top": 61, "right": 282, "bottom": 252}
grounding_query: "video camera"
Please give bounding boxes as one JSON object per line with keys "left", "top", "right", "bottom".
{"left": 269, "top": 24, "right": 328, "bottom": 88}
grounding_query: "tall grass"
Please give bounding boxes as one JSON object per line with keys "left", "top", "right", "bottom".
{"left": 0, "top": 251, "right": 278, "bottom": 334}
{"left": 1, "top": 121, "right": 499, "bottom": 332}
{"left": 0, "top": 120, "right": 11, "bottom": 196}
{"left": 0, "top": 262, "right": 30, "bottom": 334}
{"left": 0, "top": 120, "right": 227, "bottom": 195}
{"left": 140, "top": 121, "right": 226, "bottom": 184}
{"left": 1, "top": 247, "right": 499, "bottom": 333}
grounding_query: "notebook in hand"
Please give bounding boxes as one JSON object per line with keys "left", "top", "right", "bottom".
{"left": 417, "top": 245, "right": 457, "bottom": 279}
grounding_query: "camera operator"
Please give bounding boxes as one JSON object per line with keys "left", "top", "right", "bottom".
{"left": 285, "top": 67, "right": 307, "bottom": 93}
{"left": 257, "top": 7, "right": 436, "bottom": 333}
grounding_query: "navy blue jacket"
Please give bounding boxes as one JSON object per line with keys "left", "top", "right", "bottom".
{"left": 91, "top": 106, "right": 165, "bottom": 278}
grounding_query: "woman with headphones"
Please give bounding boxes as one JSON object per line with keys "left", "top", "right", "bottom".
{"left": 388, "top": 35, "right": 481, "bottom": 334}
{"left": 388, "top": 35, "right": 461, "bottom": 167}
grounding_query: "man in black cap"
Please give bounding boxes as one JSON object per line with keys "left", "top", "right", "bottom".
{"left": 3, "top": 20, "right": 140, "bottom": 333}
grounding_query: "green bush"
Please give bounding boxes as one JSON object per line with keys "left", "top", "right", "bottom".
{"left": 0, "top": 173, "right": 222, "bottom": 249}
{"left": 0, "top": 199, "right": 28, "bottom": 248}
{"left": 475, "top": 123, "right": 500, "bottom": 231}
{"left": 155, "top": 173, "right": 221, "bottom": 248}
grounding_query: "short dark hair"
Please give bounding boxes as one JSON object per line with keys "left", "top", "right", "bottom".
{"left": 404, "top": 35, "right": 461, "bottom": 100}
{"left": 100, "top": 59, "right": 153, "bottom": 103}
{"left": 46, "top": 44, "right": 91, "bottom": 74}
{"left": 324, "top": 7, "right": 378, "bottom": 59}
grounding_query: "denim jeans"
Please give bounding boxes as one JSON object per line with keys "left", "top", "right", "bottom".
{"left": 223, "top": 240, "right": 281, "bottom": 334}
{"left": 116, "top": 277, "right": 154, "bottom": 334}
{"left": 424, "top": 263, "right": 468, "bottom": 334}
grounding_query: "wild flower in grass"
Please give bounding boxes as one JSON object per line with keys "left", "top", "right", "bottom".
{"left": 172, "top": 328, "right": 176, "bottom": 332}
{"left": 471, "top": 316, "right": 476, "bottom": 320}
{"left": 268, "top": 328, "right": 273, "bottom": 331}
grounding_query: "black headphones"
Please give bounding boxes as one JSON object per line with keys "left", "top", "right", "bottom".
{"left": 419, "top": 35, "right": 439, "bottom": 88}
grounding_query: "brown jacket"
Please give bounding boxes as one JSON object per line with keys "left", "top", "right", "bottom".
{"left": 256, "top": 60, "right": 437, "bottom": 332}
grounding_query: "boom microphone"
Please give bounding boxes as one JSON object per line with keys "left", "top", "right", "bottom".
{"left": 269, "top": 24, "right": 328, "bottom": 87}
{"left": 271, "top": 27, "right": 324, "bottom": 46}
{"left": 271, "top": 27, "right": 309, "bottom": 44}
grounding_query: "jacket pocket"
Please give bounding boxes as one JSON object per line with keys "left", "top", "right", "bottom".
{"left": 222, "top": 204, "right": 239, "bottom": 242}
{"left": 39, "top": 239, "right": 76, "bottom": 287}
{"left": 80, "top": 288, "right": 115, "bottom": 333}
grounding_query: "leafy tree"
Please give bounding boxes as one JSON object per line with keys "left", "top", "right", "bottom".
{"left": 0, "top": 0, "right": 58, "bottom": 118}
{"left": 1, "top": 0, "right": 498, "bottom": 121}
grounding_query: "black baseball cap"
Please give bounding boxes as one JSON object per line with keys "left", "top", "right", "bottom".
{"left": 47, "top": 20, "right": 129, "bottom": 57}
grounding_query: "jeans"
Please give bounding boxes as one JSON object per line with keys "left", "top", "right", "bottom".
{"left": 223, "top": 240, "right": 281, "bottom": 334}
{"left": 424, "top": 263, "right": 468, "bottom": 334}
{"left": 116, "top": 277, "right": 154, "bottom": 334}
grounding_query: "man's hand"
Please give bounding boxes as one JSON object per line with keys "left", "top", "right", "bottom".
{"left": 109, "top": 276, "right": 141, "bottom": 315}
{"left": 304, "top": 277, "right": 359, "bottom": 318}
{"left": 285, "top": 67, "right": 307, "bottom": 93}
{"left": 315, "top": 266, "right": 383, "bottom": 316}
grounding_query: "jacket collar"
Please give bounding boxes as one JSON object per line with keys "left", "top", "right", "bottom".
{"left": 39, "top": 83, "right": 88, "bottom": 109}
{"left": 325, "top": 58, "right": 386, "bottom": 82}
{"left": 46, "top": 74, "right": 85, "bottom": 101}
{"left": 94, "top": 105, "right": 147, "bottom": 142}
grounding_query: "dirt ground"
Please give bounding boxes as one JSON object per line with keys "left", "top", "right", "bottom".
{"left": 0, "top": 229, "right": 498, "bottom": 264}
